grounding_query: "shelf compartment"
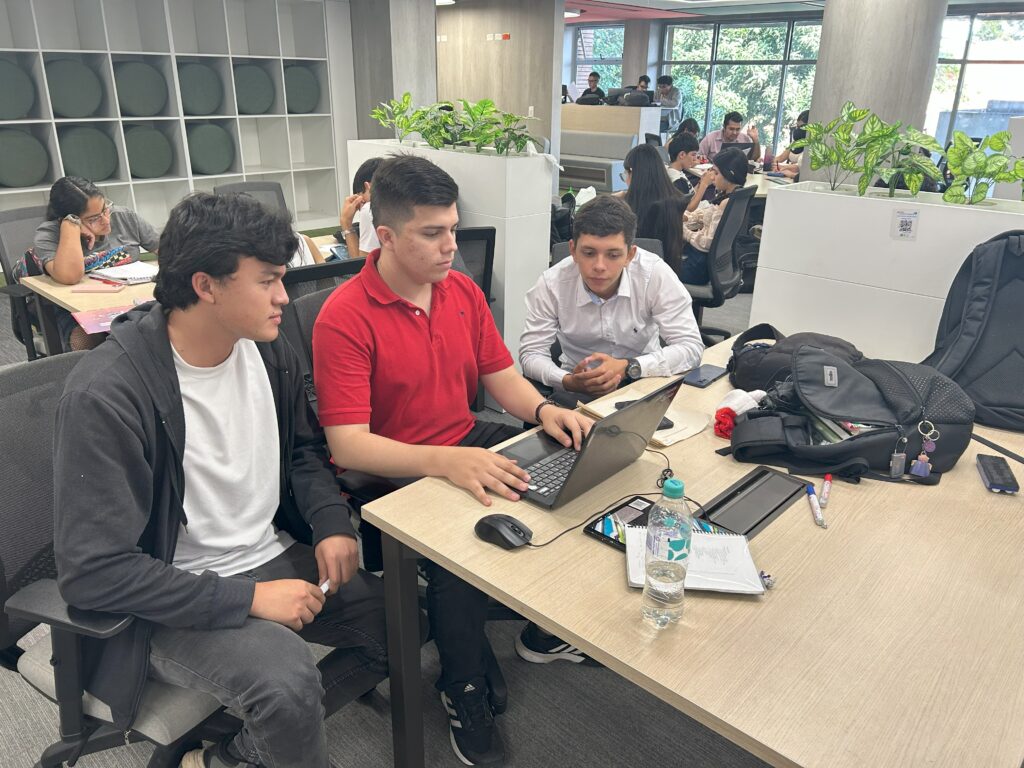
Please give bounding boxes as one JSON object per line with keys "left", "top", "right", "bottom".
{"left": 112, "top": 54, "right": 177, "bottom": 118}
{"left": 239, "top": 116, "right": 290, "bottom": 173}
{"left": 0, "top": 52, "right": 50, "bottom": 121}
{"left": 56, "top": 120, "right": 129, "bottom": 183}
{"left": 177, "top": 56, "right": 235, "bottom": 117}
{"left": 282, "top": 60, "right": 327, "bottom": 115}
{"left": 35, "top": 0, "right": 108, "bottom": 50}
{"left": 0, "top": 0, "right": 38, "bottom": 49}
{"left": 168, "top": 0, "right": 229, "bottom": 56}
{"left": 185, "top": 118, "right": 241, "bottom": 176}
{"left": 132, "top": 178, "right": 189, "bottom": 229}
{"left": 226, "top": 0, "right": 279, "bottom": 57}
{"left": 102, "top": 0, "right": 168, "bottom": 53}
{"left": 43, "top": 52, "right": 116, "bottom": 119}
{"left": 190, "top": 172, "right": 242, "bottom": 194}
{"left": 292, "top": 168, "right": 337, "bottom": 228}
{"left": 288, "top": 115, "right": 333, "bottom": 170}
{"left": 278, "top": 1, "right": 326, "bottom": 60}
{"left": 123, "top": 118, "right": 186, "bottom": 179}
{"left": 232, "top": 57, "right": 284, "bottom": 115}
{"left": 0, "top": 123, "right": 58, "bottom": 189}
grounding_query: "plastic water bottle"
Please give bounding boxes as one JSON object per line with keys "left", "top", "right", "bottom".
{"left": 641, "top": 478, "right": 692, "bottom": 629}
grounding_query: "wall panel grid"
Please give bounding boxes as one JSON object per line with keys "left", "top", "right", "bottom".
{"left": 0, "top": 0, "right": 338, "bottom": 231}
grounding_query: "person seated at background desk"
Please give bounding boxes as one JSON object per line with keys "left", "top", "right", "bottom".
{"left": 33, "top": 175, "right": 159, "bottom": 350}
{"left": 655, "top": 75, "right": 679, "bottom": 107}
{"left": 699, "top": 110, "right": 761, "bottom": 162}
{"left": 581, "top": 70, "right": 605, "bottom": 100}
{"left": 520, "top": 196, "right": 702, "bottom": 403}
{"left": 313, "top": 154, "right": 592, "bottom": 767}
{"left": 665, "top": 132, "right": 702, "bottom": 195}
{"left": 774, "top": 109, "right": 809, "bottom": 166}
{"left": 52, "top": 192, "right": 388, "bottom": 768}
{"left": 678, "top": 148, "right": 747, "bottom": 284}
{"left": 339, "top": 156, "right": 384, "bottom": 259}
{"left": 673, "top": 117, "right": 701, "bottom": 140}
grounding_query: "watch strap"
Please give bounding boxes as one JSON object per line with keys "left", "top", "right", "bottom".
{"left": 534, "top": 397, "right": 556, "bottom": 424}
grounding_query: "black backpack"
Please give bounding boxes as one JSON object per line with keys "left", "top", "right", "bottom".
{"left": 922, "top": 230, "right": 1024, "bottom": 432}
{"left": 727, "top": 323, "right": 863, "bottom": 391}
{"left": 726, "top": 345, "right": 975, "bottom": 483}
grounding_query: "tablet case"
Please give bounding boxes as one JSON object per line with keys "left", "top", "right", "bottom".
{"left": 699, "top": 466, "right": 806, "bottom": 539}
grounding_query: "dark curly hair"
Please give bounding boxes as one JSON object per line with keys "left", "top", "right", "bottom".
{"left": 154, "top": 192, "right": 297, "bottom": 310}
{"left": 45, "top": 176, "right": 103, "bottom": 221}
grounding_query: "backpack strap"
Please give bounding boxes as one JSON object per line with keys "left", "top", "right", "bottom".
{"left": 730, "top": 323, "right": 786, "bottom": 357}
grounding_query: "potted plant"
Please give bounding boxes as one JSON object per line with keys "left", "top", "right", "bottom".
{"left": 942, "top": 130, "right": 1024, "bottom": 205}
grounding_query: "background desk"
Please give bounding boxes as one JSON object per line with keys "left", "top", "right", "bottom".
{"left": 364, "top": 340, "right": 1024, "bottom": 768}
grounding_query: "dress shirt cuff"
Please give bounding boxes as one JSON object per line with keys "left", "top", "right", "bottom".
{"left": 635, "top": 353, "right": 668, "bottom": 379}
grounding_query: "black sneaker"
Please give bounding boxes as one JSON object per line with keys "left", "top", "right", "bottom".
{"left": 514, "top": 622, "right": 599, "bottom": 666}
{"left": 441, "top": 678, "right": 505, "bottom": 765}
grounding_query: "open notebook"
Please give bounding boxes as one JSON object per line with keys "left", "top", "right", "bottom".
{"left": 625, "top": 525, "right": 763, "bottom": 594}
{"left": 90, "top": 261, "right": 158, "bottom": 284}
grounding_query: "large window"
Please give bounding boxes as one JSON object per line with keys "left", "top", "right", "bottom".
{"left": 572, "top": 25, "right": 624, "bottom": 91}
{"left": 926, "top": 14, "right": 1024, "bottom": 148}
{"left": 662, "top": 20, "right": 820, "bottom": 151}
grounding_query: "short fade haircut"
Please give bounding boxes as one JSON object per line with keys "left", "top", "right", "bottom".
{"left": 370, "top": 154, "right": 459, "bottom": 232}
{"left": 154, "top": 192, "right": 297, "bottom": 311}
{"left": 723, "top": 111, "right": 744, "bottom": 128}
{"left": 638, "top": 75, "right": 651, "bottom": 85}
{"left": 656, "top": 75, "right": 673, "bottom": 86}
{"left": 352, "top": 157, "right": 383, "bottom": 194}
{"left": 588, "top": 71, "right": 600, "bottom": 80}
{"left": 667, "top": 132, "right": 699, "bottom": 161}
{"left": 571, "top": 195, "right": 637, "bottom": 247}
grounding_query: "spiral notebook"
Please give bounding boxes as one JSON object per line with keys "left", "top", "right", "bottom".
{"left": 624, "top": 526, "right": 763, "bottom": 594}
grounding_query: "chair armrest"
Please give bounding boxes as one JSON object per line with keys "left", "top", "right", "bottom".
{"left": 338, "top": 471, "right": 417, "bottom": 505}
{"left": 4, "top": 579, "right": 133, "bottom": 640}
{"left": 0, "top": 282, "right": 33, "bottom": 300}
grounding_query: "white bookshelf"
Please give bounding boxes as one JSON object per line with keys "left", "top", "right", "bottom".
{"left": 0, "top": 0, "right": 338, "bottom": 231}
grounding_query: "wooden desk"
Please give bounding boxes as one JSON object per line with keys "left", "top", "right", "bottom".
{"left": 364, "top": 340, "right": 1024, "bottom": 768}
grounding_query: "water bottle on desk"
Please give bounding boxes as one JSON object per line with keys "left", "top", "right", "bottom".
{"left": 641, "top": 478, "right": 692, "bottom": 629}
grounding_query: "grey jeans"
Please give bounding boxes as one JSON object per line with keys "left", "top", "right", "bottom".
{"left": 148, "top": 542, "right": 387, "bottom": 768}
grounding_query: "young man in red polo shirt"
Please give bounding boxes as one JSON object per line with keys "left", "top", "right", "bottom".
{"left": 313, "top": 155, "right": 592, "bottom": 765}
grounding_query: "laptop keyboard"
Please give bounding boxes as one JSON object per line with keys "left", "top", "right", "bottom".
{"left": 523, "top": 448, "right": 579, "bottom": 499}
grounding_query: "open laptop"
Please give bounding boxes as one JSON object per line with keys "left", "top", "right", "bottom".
{"left": 720, "top": 141, "right": 752, "bottom": 157}
{"left": 498, "top": 378, "right": 684, "bottom": 509}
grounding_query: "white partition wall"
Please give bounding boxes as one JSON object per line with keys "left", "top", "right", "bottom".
{"left": 0, "top": 0, "right": 340, "bottom": 230}
{"left": 751, "top": 181, "right": 1024, "bottom": 362}
{"left": 348, "top": 139, "right": 553, "bottom": 359}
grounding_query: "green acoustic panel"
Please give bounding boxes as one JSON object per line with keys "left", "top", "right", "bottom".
{"left": 284, "top": 65, "right": 320, "bottom": 114}
{"left": 46, "top": 59, "right": 104, "bottom": 118}
{"left": 59, "top": 126, "right": 119, "bottom": 181}
{"left": 114, "top": 61, "right": 168, "bottom": 117}
{"left": 0, "top": 60, "right": 36, "bottom": 120}
{"left": 187, "top": 123, "right": 234, "bottom": 175}
{"left": 124, "top": 126, "right": 173, "bottom": 179}
{"left": 234, "top": 64, "right": 275, "bottom": 115}
{"left": 178, "top": 62, "right": 223, "bottom": 116}
{"left": 0, "top": 129, "right": 49, "bottom": 188}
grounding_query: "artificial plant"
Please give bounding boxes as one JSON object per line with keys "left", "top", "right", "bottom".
{"left": 942, "top": 130, "right": 1024, "bottom": 205}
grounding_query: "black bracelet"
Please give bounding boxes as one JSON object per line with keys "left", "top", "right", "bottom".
{"left": 534, "top": 397, "right": 556, "bottom": 424}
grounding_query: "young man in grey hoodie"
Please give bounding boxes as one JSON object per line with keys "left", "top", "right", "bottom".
{"left": 53, "top": 192, "right": 387, "bottom": 768}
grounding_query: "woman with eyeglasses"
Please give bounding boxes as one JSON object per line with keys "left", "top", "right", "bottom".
{"left": 34, "top": 175, "right": 160, "bottom": 350}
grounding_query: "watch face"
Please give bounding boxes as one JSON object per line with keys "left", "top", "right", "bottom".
{"left": 628, "top": 362, "right": 642, "bottom": 379}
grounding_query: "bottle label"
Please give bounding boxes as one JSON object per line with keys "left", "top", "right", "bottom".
{"left": 647, "top": 529, "right": 690, "bottom": 562}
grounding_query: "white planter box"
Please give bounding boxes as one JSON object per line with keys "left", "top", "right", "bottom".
{"left": 347, "top": 139, "right": 554, "bottom": 358}
{"left": 750, "top": 180, "right": 1024, "bottom": 362}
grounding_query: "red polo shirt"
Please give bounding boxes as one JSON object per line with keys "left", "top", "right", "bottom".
{"left": 313, "top": 250, "right": 513, "bottom": 446}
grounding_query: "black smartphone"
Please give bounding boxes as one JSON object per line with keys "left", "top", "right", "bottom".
{"left": 614, "top": 401, "right": 673, "bottom": 431}
{"left": 682, "top": 364, "right": 728, "bottom": 388}
{"left": 976, "top": 454, "right": 1019, "bottom": 494}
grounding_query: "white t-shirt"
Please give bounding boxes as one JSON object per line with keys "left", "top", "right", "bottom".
{"left": 288, "top": 233, "right": 317, "bottom": 267}
{"left": 172, "top": 339, "right": 294, "bottom": 576}
{"left": 357, "top": 203, "right": 380, "bottom": 254}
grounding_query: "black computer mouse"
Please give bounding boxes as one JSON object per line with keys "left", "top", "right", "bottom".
{"left": 474, "top": 514, "right": 533, "bottom": 550}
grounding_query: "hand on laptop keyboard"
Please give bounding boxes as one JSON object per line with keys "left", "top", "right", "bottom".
{"left": 537, "top": 406, "right": 593, "bottom": 451}
{"left": 435, "top": 446, "right": 532, "bottom": 506}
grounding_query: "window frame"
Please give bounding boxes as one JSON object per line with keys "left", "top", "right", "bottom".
{"left": 571, "top": 23, "right": 626, "bottom": 90}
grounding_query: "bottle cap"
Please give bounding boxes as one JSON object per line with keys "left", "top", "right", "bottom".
{"left": 662, "top": 478, "right": 684, "bottom": 499}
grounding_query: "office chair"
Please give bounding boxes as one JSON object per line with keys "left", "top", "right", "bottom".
{"left": 550, "top": 237, "right": 663, "bottom": 265}
{"left": 212, "top": 180, "right": 289, "bottom": 214}
{"left": 644, "top": 133, "right": 662, "bottom": 147}
{"left": 0, "top": 205, "right": 48, "bottom": 360}
{"left": 1, "top": 353, "right": 239, "bottom": 768}
{"left": 681, "top": 184, "right": 757, "bottom": 346}
{"left": 282, "top": 256, "right": 363, "bottom": 301}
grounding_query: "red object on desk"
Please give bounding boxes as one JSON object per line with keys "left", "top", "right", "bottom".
{"left": 714, "top": 407, "right": 737, "bottom": 439}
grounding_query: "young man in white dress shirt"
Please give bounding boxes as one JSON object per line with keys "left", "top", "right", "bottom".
{"left": 520, "top": 195, "right": 704, "bottom": 404}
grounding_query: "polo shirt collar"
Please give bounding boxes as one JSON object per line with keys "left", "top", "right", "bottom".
{"left": 574, "top": 265, "right": 632, "bottom": 307}
{"left": 361, "top": 249, "right": 449, "bottom": 306}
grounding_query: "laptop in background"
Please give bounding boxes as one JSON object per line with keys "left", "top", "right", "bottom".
{"left": 498, "top": 378, "right": 684, "bottom": 509}
{"left": 720, "top": 141, "right": 752, "bottom": 157}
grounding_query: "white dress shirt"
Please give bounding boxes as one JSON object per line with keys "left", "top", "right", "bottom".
{"left": 519, "top": 248, "right": 704, "bottom": 389}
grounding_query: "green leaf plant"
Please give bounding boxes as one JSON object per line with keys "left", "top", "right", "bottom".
{"left": 942, "top": 130, "right": 1024, "bottom": 205}
{"left": 858, "top": 121, "right": 944, "bottom": 197}
{"left": 369, "top": 92, "right": 422, "bottom": 143}
{"left": 789, "top": 100, "right": 869, "bottom": 191}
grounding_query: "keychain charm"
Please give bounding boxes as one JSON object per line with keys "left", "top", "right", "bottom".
{"left": 890, "top": 436, "right": 908, "bottom": 478}
{"left": 909, "top": 421, "right": 940, "bottom": 478}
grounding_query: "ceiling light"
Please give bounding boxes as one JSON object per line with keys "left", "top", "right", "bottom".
{"left": 436, "top": 0, "right": 455, "bottom": 5}
{"left": 564, "top": 9, "right": 583, "bottom": 17}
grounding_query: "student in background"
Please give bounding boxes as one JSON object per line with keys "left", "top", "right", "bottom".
{"left": 675, "top": 117, "right": 701, "bottom": 139}
{"left": 775, "top": 109, "right": 809, "bottom": 166}
{"left": 582, "top": 71, "right": 605, "bottom": 100}
{"left": 699, "top": 111, "right": 761, "bottom": 162}
{"left": 679, "top": 148, "right": 748, "bottom": 283}
{"left": 33, "top": 175, "right": 159, "bottom": 350}
{"left": 665, "top": 132, "right": 702, "bottom": 196}
{"left": 619, "top": 144, "right": 686, "bottom": 234}
{"left": 339, "top": 157, "right": 383, "bottom": 259}
{"left": 52, "top": 192, "right": 388, "bottom": 768}
{"left": 636, "top": 74, "right": 651, "bottom": 93}
{"left": 520, "top": 196, "right": 702, "bottom": 403}
{"left": 655, "top": 75, "right": 679, "bottom": 107}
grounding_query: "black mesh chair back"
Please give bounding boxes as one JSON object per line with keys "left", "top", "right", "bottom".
{"left": 0, "top": 352, "right": 85, "bottom": 666}
{"left": 0, "top": 206, "right": 48, "bottom": 359}
{"left": 279, "top": 285, "right": 336, "bottom": 416}
{"left": 452, "top": 227, "right": 496, "bottom": 302}
{"left": 212, "top": 181, "right": 289, "bottom": 214}
{"left": 705, "top": 184, "right": 756, "bottom": 304}
{"left": 282, "top": 258, "right": 362, "bottom": 301}
{"left": 644, "top": 133, "right": 662, "bottom": 147}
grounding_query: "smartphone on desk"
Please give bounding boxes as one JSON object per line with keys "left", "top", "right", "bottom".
{"left": 615, "top": 401, "right": 673, "bottom": 431}
{"left": 682, "top": 364, "right": 727, "bottom": 388}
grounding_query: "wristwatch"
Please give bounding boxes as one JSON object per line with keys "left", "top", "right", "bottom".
{"left": 63, "top": 214, "right": 82, "bottom": 226}
{"left": 625, "top": 358, "right": 642, "bottom": 381}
